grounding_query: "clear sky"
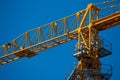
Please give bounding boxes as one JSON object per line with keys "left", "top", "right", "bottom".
{"left": 0, "top": 0, "right": 120, "bottom": 80}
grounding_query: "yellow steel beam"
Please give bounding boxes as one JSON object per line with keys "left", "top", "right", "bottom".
{"left": 93, "top": 11, "right": 120, "bottom": 30}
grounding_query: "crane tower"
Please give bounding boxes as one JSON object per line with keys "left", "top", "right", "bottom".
{"left": 0, "top": 1, "right": 120, "bottom": 80}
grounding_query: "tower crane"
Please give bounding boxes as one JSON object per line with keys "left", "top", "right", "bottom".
{"left": 0, "top": 0, "right": 120, "bottom": 80}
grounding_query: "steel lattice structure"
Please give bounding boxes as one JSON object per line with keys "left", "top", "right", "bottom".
{"left": 0, "top": 2, "right": 120, "bottom": 80}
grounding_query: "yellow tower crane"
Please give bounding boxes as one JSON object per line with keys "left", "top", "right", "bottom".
{"left": 0, "top": 1, "right": 120, "bottom": 80}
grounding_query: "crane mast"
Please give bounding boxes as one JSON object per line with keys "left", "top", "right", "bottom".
{"left": 67, "top": 3, "right": 118, "bottom": 80}
{"left": 0, "top": 2, "right": 120, "bottom": 80}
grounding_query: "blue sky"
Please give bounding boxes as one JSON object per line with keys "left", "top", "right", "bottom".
{"left": 0, "top": 0, "right": 120, "bottom": 80}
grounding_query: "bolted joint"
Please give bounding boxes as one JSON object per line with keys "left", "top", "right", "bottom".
{"left": 88, "top": 23, "right": 93, "bottom": 29}
{"left": 78, "top": 28, "right": 82, "bottom": 33}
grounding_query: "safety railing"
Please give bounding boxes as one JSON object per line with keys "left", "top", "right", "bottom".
{"left": 65, "top": 62, "right": 112, "bottom": 80}
{"left": 64, "top": 61, "right": 77, "bottom": 80}
{"left": 98, "top": 36, "right": 112, "bottom": 53}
